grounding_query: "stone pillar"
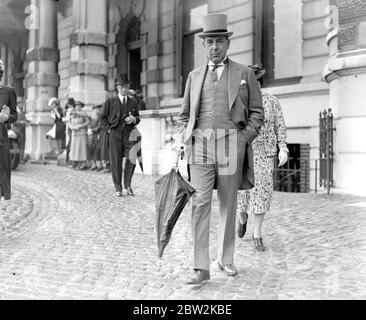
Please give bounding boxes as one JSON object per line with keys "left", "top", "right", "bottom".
{"left": 69, "top": 0, "right": 108, "bottom": 105}
{"left": 25, "top": 0, "right": 59, "bottom": 160}
{"left": 323, "top": 0, "right": 366, "bottom": 195}
{"left": 143, "top": 0, "right": 161, "bottom": 109}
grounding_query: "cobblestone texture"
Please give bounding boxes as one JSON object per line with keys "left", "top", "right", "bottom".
{"left": 0, "top": 164, "right": 365, "bottom": 300}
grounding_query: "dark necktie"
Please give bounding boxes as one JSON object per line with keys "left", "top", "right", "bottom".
{"left": 211, "top": 59, "right": 227, "bottom": 82}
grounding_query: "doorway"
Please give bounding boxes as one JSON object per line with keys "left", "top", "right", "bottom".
{"left": 128, "top": 46, "right": 141, "bottom": 92}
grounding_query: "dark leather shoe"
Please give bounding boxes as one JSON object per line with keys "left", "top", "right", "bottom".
{"left": 90, "top": 167, "right": 97, "bottom": 171}
{"left": 252, "top": 235, "right": 265, "bottom": 252}
{"left": 238, "top": 212, "right": 248, "bottom": 238}
{"left": 218, "top": 262, "right": 238, "bottom": 276}
{"left": 126, "top": 187, "right": 134, "bottom": 196}
{"left": 186, "top": 269, "right": 210, "bottom": 285}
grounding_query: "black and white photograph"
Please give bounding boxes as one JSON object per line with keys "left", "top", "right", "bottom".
{"left": 0, "top": 0, "right": 365, "bottom": 307}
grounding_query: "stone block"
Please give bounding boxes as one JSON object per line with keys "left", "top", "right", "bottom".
{"left": 302, "top": 0, "right": 328, "bottom": 21}
{"left": 159, "top": 53, "right": 174, "bottom": 69}
{"left": 359, "top": 21, "right": 366, "bottom": 47}
{"left": 26, "top": 47, "right": 60, "bottom": 63}
{"left": 338, "top": 24, "right": 357, "bottom": 51}
{"left": 147, "top": 42, "right": 161, "bottom": 57}
{"left": 25, "top": 73, "right": 60, "bottom": 88}
{"left": 160, "top": 0, "right": 175, "bottom": 14}
{"left": 70, "top": 31, "right": 108, "bottom": 48}
{"left": 338, "top": 0, "right": 366, "bottom": 23}
{"left": 145, "top": 96, "right": 159, "bottom": 109}
{"left": 303, "top": 37, "right": 328, "bottom": 58}
{"left": 70, "top": 61, "right": 108, "bottom": 77}
{"left": 161, "top": 40, "right": 174, "bottom": 55}
{"left": 161, "top": 11, "right": 174, "bottom": 28}
{"left": 160, "top": 25, "right": 175, "bottom": 42}
{"left": 160, "top": 67, "right": 175, "bottom": 82}
{"left": 146, "top": 69, "right": 161, "bottom": 83}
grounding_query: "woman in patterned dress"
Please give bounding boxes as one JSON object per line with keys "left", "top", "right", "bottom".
{"left": 237, "top": 65, "right": 288, "bottom": 251}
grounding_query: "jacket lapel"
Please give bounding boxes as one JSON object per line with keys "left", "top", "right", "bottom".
{"left": 227, "top": 59, "right": 241, "bottom": 111}
{"left": 192, "top": 65, "right": 208, "bottom": 116}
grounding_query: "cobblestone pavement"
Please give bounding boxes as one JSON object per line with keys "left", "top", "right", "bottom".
{"left": 0, "top": 163, "right": 365, "bottom": 300}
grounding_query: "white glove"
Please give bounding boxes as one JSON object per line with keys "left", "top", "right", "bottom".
{"left": 278, "top": 149, "right": 288, "bottom": 167}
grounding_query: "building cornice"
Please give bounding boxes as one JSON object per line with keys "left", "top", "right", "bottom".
{"left": 324, "top": 49, "right": 366, "bottom": 82}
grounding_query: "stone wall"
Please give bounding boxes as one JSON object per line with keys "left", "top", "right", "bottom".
{"left": 302, "top": 0, "right": 330, "bottom": 83}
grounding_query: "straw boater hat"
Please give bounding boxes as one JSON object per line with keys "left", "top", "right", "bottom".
{"left": 198, "top": 14, "right": 233, "bottom": 38}
{"left": 48, "top": 97, "right": 60, "bottom": 107}
{"left": 248, "top": 64, "right": 266, "bottom": 80}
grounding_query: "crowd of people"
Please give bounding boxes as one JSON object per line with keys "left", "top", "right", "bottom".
{"left": 1, "top": 12, "right": 290, "bottom": 288}
{"left": 44, "top": 82, "right": 144, "bottom": 194}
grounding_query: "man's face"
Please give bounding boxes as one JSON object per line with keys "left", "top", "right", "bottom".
{"left": 116, "top": 84, "right": 129, "bottom": 96}
{"left": 203, "top": 36, "right": 230, "bottom": 64}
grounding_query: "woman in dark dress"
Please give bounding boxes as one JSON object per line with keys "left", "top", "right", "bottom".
{"left": 0, "top": 59, "right": 18, "bottom": 200}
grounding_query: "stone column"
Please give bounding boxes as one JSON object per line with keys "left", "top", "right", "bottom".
{"left": 323, "top": 0, "right": 366, "bottom": 195}
{"left": 25, "top": 0, "right": 59, "bottom": 160}
{"left": 69, "top": 0, "right": 108, "bottom": 105}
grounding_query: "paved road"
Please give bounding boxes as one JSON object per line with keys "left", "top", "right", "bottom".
{"left": 0, "top": 163, "right": 365, "bottom": 300}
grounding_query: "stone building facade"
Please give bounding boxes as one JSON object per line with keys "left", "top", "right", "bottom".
{"left": 0, "top": 0, "right": 365, "bottom": 195}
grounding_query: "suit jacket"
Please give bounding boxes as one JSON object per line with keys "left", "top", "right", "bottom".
{"left": 100, "top": 96, "right": 140, "bottom": 139}
{"left": 0, "top": 86, "right": 18, "bottom": 142}
{"left": 177, "top": 59, "right": 264, "bottom": 190}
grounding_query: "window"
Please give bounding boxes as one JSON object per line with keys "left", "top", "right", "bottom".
{"left": 181, "top": 0, "right": 207, "bottom": 95}
{"left": 258, "top": 0, "right": 302, "bottom": 87}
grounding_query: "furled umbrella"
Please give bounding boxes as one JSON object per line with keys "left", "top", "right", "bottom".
{"left": 155, "top": 166, "right": 195, "bottom": 258}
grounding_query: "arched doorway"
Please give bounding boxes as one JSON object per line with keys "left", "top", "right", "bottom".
{"left": 115, "top": 15, "right": 142, "bottom": 93}
{"left": 126, "top": 17, "right": 142, "bottom": 92}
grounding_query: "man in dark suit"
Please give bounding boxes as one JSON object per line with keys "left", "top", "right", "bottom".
{"left": 175, "top": 14, "right": 264, "bottom": 284}
{"left": 0, "top": 59, "right": 18, "bottom": 200}
{"left": 100, "top": 74, "right": 140, "bottom": 197}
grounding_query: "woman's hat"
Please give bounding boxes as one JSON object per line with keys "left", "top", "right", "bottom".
{"left": 115, "top": 73, "right": 130, "bottom": 86}
{"left": 198, "top": 14, "right": 233, "bottom": 39}
{"left": 74, "top": 100, "right": 85, "bottom": 107}
{"left": 248, "top": 64, "right": 266, "bottom": 80}
{"left": 48, "top": 97, "right": 60, "bottom": 107}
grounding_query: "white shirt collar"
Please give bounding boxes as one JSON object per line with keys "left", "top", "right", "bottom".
{"left": 118, "top": 94, "right": 127, "bottom": 103}
{"left": 208, "top": 56, "right": 228, "bottom": 68}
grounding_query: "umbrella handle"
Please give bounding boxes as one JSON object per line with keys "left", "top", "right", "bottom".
{"left": 173, "top": 147, "right": 184, "bottom": 170}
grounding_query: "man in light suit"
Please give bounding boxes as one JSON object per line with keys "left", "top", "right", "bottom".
{"left": 175, "top": 14, "right": 264, "bottom": 284}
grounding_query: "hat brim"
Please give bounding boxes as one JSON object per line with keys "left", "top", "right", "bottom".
{"left": 198, "top": 31, "right": 233, "bottom": 38}
{"left": 115, "top": 82, "right": 130, "bottom": 86}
